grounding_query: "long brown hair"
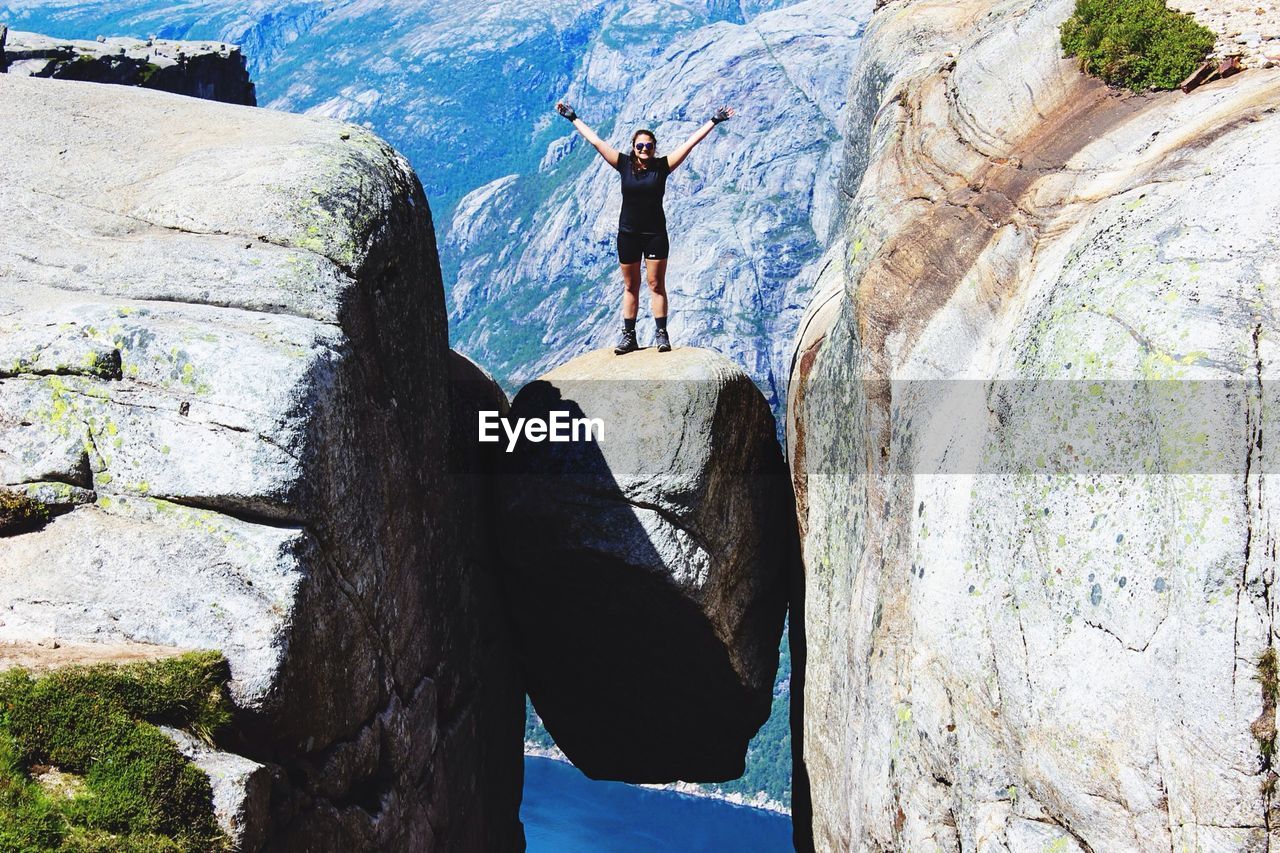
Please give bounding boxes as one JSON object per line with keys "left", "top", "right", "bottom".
{"left": 630, "top": 129, "right": 656, "bottom": 176}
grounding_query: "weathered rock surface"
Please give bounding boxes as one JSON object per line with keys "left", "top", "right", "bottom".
{"left": 1167, "top": 0, "right": 1280, "bottom": 69}
{"left": 164, "top": 726, "right": 274, "bottom": 852}
{"left": 0, "top": 29, "right": 255, "bottom": 104}
{"left": 0, "top": 74, "right": 522, "bottom": 850}
{"left": 788, "top": 0, "right": 1280, "bottom": 849}
{"left": 497, "top": 347, "right": 792, "bottom": 782}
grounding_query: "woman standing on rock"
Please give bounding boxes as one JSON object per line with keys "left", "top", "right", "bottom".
{"left": 555, "top": 100, "right": 735, "bottom": 354}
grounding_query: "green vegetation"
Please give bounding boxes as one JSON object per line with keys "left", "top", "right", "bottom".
{"left": 0, "top": 489, "right": 49, "bottom": 536}
{"left": 1060, "top": 0, "right": 1216, "bottom": 91}
{"left": 524, "top": 697, "right": 556, "bottom": 751}
{"left": 1254, "top": 647, "right": 1279, "bottom": 797}
{"left": 1254, "top": 647, "right": 1279, "bottom": 755}
{"left": 0, "top": 652, "right": 232, "bottom": 851}
{"left": 138, "top": 62, "right": 163, "bottom": 85}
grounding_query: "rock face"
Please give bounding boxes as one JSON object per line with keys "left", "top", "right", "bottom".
{"left": 788, "top": 0, "right": 1280, "bottom": 849}
{"left": 0, "top": 29, "right": 255, "bottom": 104}
{"left": 0, "top": 74, "right": 522, "bottom": 850}
{"left": 497, "top": 347, "right": 792, "bottom": 782}
{"left": 1166, "top": 0, "right": 1280, "bottom": 70}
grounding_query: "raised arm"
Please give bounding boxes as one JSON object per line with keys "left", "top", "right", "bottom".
{"left": 666, "top": 106, "right": 735, "bottom": 171}
{"left": 556, "top": 101, "right": 620, "bottom": 168}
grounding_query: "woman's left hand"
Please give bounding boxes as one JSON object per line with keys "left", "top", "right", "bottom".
{"left": 711, "top": 106, "right": 735, "bottom": 124}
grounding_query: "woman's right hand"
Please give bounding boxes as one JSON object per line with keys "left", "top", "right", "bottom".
{"left": 556, "top": 101, "right": 578, "bottom": 122}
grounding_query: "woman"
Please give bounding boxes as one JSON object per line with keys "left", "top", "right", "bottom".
{"left": 555, "top": 100, "right": 735, "bottom": 354}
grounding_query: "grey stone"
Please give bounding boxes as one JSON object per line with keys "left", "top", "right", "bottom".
{"left": 498, "top": 346, "right": 792, "bottom": 782}
{"left": 163, "top": 727, "right": 273, "bottom": 852}
{"left": 788, "top": 0, "right": 1280, "bottom": 849}
{"left": 0, "top": 74, "right": 522, "bottom": 850}
{"left": 0, "top": 29, "right": 255, "bottom": 105}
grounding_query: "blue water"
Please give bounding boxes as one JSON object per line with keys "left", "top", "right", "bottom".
{"left": 522, "top": 757, "right": 794, "bottom": 852}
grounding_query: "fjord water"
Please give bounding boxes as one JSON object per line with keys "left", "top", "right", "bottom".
{"left": 523, "top": 757, "right": 793, "bottom": 852}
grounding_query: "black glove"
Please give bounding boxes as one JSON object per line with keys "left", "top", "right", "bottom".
{"left": 711, "top": 107, "right": 732, "bottom": 124}
{"left": 556, "top": 102, "right": 578, "bottom": 122}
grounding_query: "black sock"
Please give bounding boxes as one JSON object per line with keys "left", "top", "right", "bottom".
{"left": 624, "top": 317, "right": 636, "bottom": 332}
{"left": 655, "top": 315, "right": 668, "bottom": 331}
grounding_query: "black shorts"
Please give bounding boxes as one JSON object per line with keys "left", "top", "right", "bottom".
{"left": 617, "top": 230, "right": 669, "bottom": 264}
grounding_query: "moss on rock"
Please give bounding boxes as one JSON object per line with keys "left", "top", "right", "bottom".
{"left": 0, "top": 489, "right": 50, "bottom": 536}
{"left": 0, "top": 651, "right": 233, "bottom": 851}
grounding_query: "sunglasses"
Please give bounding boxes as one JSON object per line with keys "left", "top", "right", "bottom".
{"left": 634, "top": 142, "right": 654, "bottom": 151}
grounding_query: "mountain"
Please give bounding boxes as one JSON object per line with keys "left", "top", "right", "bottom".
{"left": 2, "top": 0, "right": 865, "bottom": 406}
{"left": 445, "top": 0, "right": 870, "bottom": 413}
{"left": 2, "top": 1, "right": 795, "bottom": 220}
{"left": 2, "top": 0, "right": 871, "bottom": 813}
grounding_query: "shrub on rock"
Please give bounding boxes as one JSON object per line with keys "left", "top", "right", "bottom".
{"left": 1061, "top": 0, "right": 1215, "bottom": 90}
{"left": 0, "top": 652, "right": 232, "bottom": 851}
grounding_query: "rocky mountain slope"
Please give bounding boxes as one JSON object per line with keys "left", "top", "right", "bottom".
{"left": 1, "top": 0, "right": 865, "bottom": 410}
{"left": 445, "top": 0, "right": 872, "bottom": 413}
{"left": 787, "top": 0, "right": 1280, "bottom": 849}
{"left": 1, "top": 1, "right": 796, "bottom": 220}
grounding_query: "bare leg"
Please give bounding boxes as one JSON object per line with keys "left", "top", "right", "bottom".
{"left": 645, "top": 257, "right": 668, "bottom": 317}
{"left": 620, "top": 262, "right": 642, "bottom": 319}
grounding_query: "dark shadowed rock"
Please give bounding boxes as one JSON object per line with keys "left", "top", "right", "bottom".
{"left": 0, "top": 29, "right": 255, "bottom": 105}
{"left": 497, "top": 347, "right": 792, "bottom": 783}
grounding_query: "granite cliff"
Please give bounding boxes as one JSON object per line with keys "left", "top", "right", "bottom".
{"left": 0, "top": 72, "right": 521, "bottom": 849}
{"left": 788, "top": 0, "right": 1280, "bottom": 849}
{"left": 0, "top": 38, "right": 800, "bottom": 847}
{"left": 0, "top": 4, "right": 849, "bottom": 803}
{"left": 12, "top": 2, "right": 1279, "bottom": 848}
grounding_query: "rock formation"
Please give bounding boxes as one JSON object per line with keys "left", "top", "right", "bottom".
{"left": 497, "top": 347, "right": 793, "bottom": 783}
{"left": 0, "top": 74, "right": 521, "bottom": 850}
{"left": 788, "top": 0, "right": 1280, "bottom": 849}
{"left": 0, "top": 29, "right": 254, "bottom": 104}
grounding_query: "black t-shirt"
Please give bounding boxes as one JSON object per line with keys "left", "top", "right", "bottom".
{"left": 614, "top": 152, "right": 670, "bottom": 234}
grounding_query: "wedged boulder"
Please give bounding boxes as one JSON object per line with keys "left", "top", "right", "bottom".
{"left": 0, "top": 74, "right": 522, "bottom": 850}
{"left": 497, "top": 347, "right": 793, "bottom": 783}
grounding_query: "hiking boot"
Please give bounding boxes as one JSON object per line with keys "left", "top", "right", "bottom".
{"left": 614, "top": 326, "right": 639, "bottom": 354}
{"left": 654, "top": 327, "right": 671, "bottom": 352}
